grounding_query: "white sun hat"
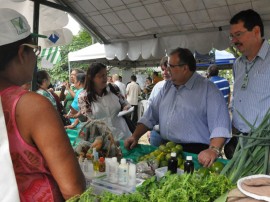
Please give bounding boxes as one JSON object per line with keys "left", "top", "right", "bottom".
{"left": 0, "top": 8, "right": 46, "bottom": 46}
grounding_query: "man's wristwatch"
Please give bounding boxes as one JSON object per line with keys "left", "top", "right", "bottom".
{"left": 209, "top": 145, "right": 222, "bottom": 157}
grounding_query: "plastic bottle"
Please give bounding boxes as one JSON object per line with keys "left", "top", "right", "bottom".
{"left": 83, "top": 158, "right": 89, "bottom": 172}
{"left": 118, "top": 158, "right": 129, "bottom": 185}
{"left": 99, "top": 157, "right": 106, "bottom": 172}
{"left": 78, "top": 156, "right": 84, "bottom": 170}
{"left": 184, "top": 156, "right": 194, "bottom": 174}
{"left": 109, "top": 157, "right": 119, "bottom": 183}
{"left": 168, "top": 152, "right": 178, "bottom": 174}
{"left": 128, "top": 163, "right": 136, "bottom": 187}
{"left": 92, "top": 148, "right": 99, "bottom": 171}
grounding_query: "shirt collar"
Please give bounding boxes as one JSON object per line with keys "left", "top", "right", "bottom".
{"left": 183, "top": 72, "right": 198, "bottom": 90}
{"left": 241, "top": 39, "right": 269, "bottom": 62}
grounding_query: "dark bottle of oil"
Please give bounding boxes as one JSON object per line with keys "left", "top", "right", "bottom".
{"left": 168, "top": 152, "right": 178, "bottom": 174}
{"left": 184, "top": 156, "right": 194, "bottom": 174}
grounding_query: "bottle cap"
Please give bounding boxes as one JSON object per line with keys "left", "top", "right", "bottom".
{"left": 121, "top": 158, "right": 126, "bottom": 164}
{"left": 112, "top": 157, "right": 117, "bottom": 162}
{"left": 99, "top": 157, "right": 105, "bottom": 162}
{"left": 186, "top": 156, "right": 192, "bottom": 160}
{"left": 171, "top": 152, "right": 176, "bottom": 157}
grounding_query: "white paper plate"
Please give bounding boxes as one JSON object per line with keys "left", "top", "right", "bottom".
{"left": 237, "top": 174, "right": 270, "bottom": 202}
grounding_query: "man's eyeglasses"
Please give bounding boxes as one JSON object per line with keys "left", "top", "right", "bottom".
{"left": 167, "top": 63, "right": 186, "bottom": 68}
{"left": 229, "top": 30, "right": 248, "bottom": 41}
{"left": 22, "top": 43, "right": 41, "bottom": 56}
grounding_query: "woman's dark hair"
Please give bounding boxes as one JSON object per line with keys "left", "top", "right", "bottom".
{"left": 76, "top": 73, "right": 86, "bottom": 85}
{"left": 0, "top": 35, "right": 33, "bottom": 71}
{"left": 169, "top": 48, "right": 196, "bottom": 72}
{"left": 71, "top": 68, "right": 85, "bottom": 74}
{"left": 37, "top": 70, "right": 49, "bottom": 88}
{"left": 146, "top": 77, "right": 152, "bottom": 83}
{"left": 85, "top": 62, "right": 107, "bottom": 103}
{"left": 230, "top": 9, "right": 264, "bottom": 37}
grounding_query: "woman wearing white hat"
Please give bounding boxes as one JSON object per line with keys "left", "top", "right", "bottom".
{"left": 0, "top": 8, "right": 85, "bottom": 201}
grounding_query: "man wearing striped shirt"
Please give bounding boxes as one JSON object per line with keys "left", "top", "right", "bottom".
{"left": 207, "top": 64, "right": 230, "bottom": 106}
{"left": 224, "top": 9, "right": 270, "bottom": 159}
{"left": 230, "top": 9, "right": 270, "bottom": 133}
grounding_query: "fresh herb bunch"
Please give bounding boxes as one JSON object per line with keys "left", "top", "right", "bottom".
{"left": 221, "top": 109, "right": 270, "bottom": 183}
{"left": 67, "top": 172, "right": 234, "bottom": 202}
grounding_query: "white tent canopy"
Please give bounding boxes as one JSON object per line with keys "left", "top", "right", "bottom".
{"left": 68, "top": 43, "right": 106, "bottom": 62}
{"left": 56, "top": 0, "right": 270, "bottom": 62}
{"left": 68, "top": 42, "right": 235, "bottom": 68}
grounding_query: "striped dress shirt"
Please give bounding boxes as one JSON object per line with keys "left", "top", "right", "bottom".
{"left": 139, "top": 72, "right": 231, "bottom": 145}
{"left": 232, "top": 40, "right": 270, "bottom": 133}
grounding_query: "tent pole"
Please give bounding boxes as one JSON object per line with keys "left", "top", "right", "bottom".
{"left": 31, "top": 1, "right": 40, "bottom": 91}
{"left": 68, "top": 61, "right": 71, "bottom": 83}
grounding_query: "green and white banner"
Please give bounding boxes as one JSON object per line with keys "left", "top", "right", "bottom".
{"left": 40, "top": 47, "right": 61, "bottom": 69}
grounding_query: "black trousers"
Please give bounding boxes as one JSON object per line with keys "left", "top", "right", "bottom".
{"left": 224, "top": 127, "right": 248, "bottom": 159}
{"left": 131, "top": 105, "right": 138, "bottom": 124}
{"left": 181, "top": 143, "right": 209, "bottom": 154}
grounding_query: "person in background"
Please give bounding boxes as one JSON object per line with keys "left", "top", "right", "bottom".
{"left": 76, "top": 63, "right": 132, "bottom": 141}
{"left": 148, "top": 56, "right": 171, "bottom": 146}
{"left": 225, "top": 9, "right": 270, "bottom": 159}
{"left": 59, "top": 68, "right": 84, "bottom": 114}
{"left": 152, "top": 71, "right": 162, "bottom": 84}
{"left": 125, "top": 48, "right": 231, "bottom": 167}
{"left": 119, "top": 75, "right": 123, "bottom": 82}
{"left": 126, "top": 75, "right": 141, "bottom": 124}
{"left": 36, "top": 70, "right": 58, "bottom": 110}
{"left": 207, "top": 64, "right": 230, "bottom": 105}
{"left": 0, "top": 8, "right": 85, "bottom": 201}
{"left": 143, "top": 77, "right": 154, "bottom": 99}
{"left": 148, "top": 57, "right": 170, "bottom": 101}
{"left": 107, "top": 75, "right": 113, "bottom": 84}
{"left": 65, "top": 73, "right": 86, "bottom": 129}
{"left": 112, "top": 74, "right": 126, "bottom": 97}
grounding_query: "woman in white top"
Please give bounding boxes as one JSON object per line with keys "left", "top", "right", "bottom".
{"left": 76, "top": 63, "right": 131, "bottom": 141}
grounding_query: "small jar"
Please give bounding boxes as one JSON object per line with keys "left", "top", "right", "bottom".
{"left": 99, "top": 157, "right": 106, "bottom": 172}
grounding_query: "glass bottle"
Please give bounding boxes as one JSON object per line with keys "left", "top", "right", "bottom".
{"left": 168, "top": 152, "right": 178, "bottom": 174}
{"left": 184, "top": 156, "right": 194, "bottom": 174}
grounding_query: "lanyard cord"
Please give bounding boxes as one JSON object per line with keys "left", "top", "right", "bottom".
{"left": 241, "top": 57, "right": 258, "bottom": 90}
{"left": 244, "top": 56, "right": 258, "bottom": 76}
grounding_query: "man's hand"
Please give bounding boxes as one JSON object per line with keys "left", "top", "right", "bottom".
{"left": 198, "top": 148, "right": 218, "bottom": 168}
{"left": 124, "top": 136, "right": 138, "bottom": 150}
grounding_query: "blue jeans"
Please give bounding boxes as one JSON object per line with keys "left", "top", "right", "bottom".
{"left": 150, "top": 130, "right": 166, "bottom": 147}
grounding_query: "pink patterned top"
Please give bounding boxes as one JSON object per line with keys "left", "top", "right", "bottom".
{"left": 0, "top": 86, "right": 63, "bottom": 202}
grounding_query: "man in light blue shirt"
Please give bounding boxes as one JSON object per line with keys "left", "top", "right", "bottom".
{"left": 224, "top": 9, "right": 270, "bottom": 159}
{"left": 230, "top": 9, "right": 270, "bottom": 133}
{"left": 125, "top": 48, "right": 231, "bottom": 167}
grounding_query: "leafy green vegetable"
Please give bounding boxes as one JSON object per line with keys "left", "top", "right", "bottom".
{"left": 220, "top": 109, "right": 270, "bottom": 183}
{"left": 67, "top": 172, "right": 234, "bottom": 202}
